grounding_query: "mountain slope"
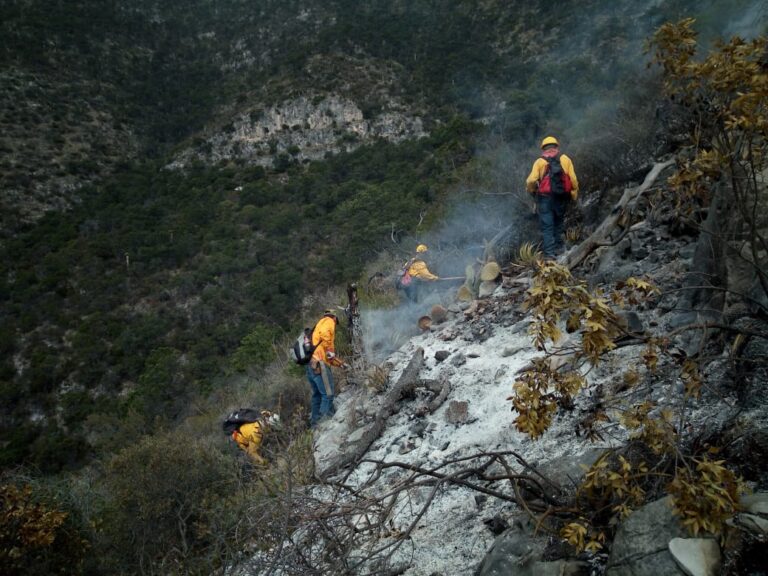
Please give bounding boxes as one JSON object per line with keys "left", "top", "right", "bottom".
{"left": 271, "top": 159, "right": 768, "bottom": 575}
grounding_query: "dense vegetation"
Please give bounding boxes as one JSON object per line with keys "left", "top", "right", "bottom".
{"left": 0, "top": 116, "right": 477, "bottom": 472}
{"left": 2, "top": 0, "right": 751, "bottom": 231}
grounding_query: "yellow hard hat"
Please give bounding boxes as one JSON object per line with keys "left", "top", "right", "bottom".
{"left": 323, "top": 309, "right": 339, "bottom": 322}
{"left": 540, "top": 136, "right": 559, "bottom": 149}
{"left": 416, "top": 244, "right": 428, "bottom": 253}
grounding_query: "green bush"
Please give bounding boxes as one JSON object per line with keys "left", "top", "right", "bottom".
{"left": 94, "top": 433, "right": 241, "bottom": 575}
{"left": 230, "top": 324, "right": 280, "bottom": 374}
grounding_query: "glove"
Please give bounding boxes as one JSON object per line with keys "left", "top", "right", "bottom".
{"left": 342, "top": 363, "right": 351, "bottom": 370}
{"left": 326, "top": 351, "right": 335, "bottom": 360}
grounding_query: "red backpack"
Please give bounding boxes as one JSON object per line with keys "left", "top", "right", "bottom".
{"left": 538, "top": 153, "right": 573, "bottom": 196}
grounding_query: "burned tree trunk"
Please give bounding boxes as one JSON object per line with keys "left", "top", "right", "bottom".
{"left": 564, "top": 159, "right": 676, "bottom": 270}
{"left": 346, "top": 283, "right": 367, "bottom": 376}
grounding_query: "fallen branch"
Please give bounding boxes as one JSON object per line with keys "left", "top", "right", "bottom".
{"left": 564, "top": 159, "right": 675, "bottom": 270}
{"left": 319, "top": 348, "right": 425, "bottom": 478}
{"left": 412, "top": 377, "right": 451, "bottom": 416}
{"left": 426, "top": 378, "right": 450, "bottom": 414}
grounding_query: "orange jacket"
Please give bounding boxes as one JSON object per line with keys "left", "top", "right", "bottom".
{"left": 526, "top": 150, "right": 579, "bottom": 200}
{"left": 311, "top": 315, "right": 345, "bottom": 367}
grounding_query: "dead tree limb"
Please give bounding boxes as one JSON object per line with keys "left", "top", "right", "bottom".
{"left": 319, "top": 349, "right": 425, "bottom": 478}
{"left": 564, "top": 158, "right": 675, "bottom": 270}
{"left": 411, "top": 377, "right": 451, "bottom": 416}
{"left": 425, "top": 378, "right": 450, "bottom": 414}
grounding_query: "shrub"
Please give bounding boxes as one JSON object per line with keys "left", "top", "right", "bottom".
{"left": 0, "top": 480, "right": 88, "bottom": 576}
{"left": 229, "top": 323, "right": 280, "bottom": 374}
{"left": 95, "top": 433, "right": 241, "bottom": 575}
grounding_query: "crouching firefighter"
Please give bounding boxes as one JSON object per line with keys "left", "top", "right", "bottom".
{"left": 223, "top": 408, "right": 280, "bottom": 466}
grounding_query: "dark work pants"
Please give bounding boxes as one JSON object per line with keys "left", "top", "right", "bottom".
{"left": 536, "top": 193, "right": 568, "bottom": 258}
{"left": 402, "top": 279, "right": 420, "bottom": 302}
{"left": 306, "top": 363, "right": 335, "bottom": 427}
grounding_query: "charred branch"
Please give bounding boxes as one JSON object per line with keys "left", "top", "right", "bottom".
{"left": 319, "top": 349, "right": 425, "bottom": 478}
{"left": 564, "top": 159, "right": 676, "bottom": 270}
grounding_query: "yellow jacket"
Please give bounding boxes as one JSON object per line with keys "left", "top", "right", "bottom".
{"left": 407, "top": 259, "right": 438, "bottom": 280}
{"left": 232, "top": 421, "right": 266, "bottom": 465}
{"left": 311, "top": 315, "right": 345, "bottom": 366}
{"left": 526, "top": 152, "right": 579, "bottom": 200}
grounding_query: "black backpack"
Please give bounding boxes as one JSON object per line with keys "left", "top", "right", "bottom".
{"left": 541, "top": 153, "right": 572, "bottom": 197}
{"left": 223, "top": 408, "right": 262, "bottom": 435}
{"left": 292, "top": 325, "right": 317, "bottom": 365}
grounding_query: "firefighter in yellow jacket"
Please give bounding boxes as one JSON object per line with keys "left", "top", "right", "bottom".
{"left": 307, "top": 310, "right": 349, "bottom": 427}
{"left": 232, "top": 420, "right": 267, "bottom": 466}
{"left": 230, "top": 410, "right": 279, "bottom": 466}
{"left": 399, "top": 244, "right": 439, "bottom": 302}
{"left": 526, "top": 136, "right": 579, "bottom": 259}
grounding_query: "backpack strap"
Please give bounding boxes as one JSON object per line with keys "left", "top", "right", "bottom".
{"left": 541, "top": 152, "right": 561, "bottom": 171}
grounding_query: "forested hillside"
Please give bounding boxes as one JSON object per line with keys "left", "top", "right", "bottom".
{"left": 0, "top": 1, "right": 766, "bottom": 574}
{"left": 2, "top": 0, "right": 722, "bottom": 473}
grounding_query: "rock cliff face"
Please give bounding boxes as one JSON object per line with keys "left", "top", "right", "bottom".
{"left": 167, "top": 94, "right": 426, "bottom": 169}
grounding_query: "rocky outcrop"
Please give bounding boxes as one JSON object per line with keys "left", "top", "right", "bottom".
{"left": 476, "top": 520, "right": 586, "bottom": 576}
{"left": 606, "top": 497, "right": 688, "bottom": 576}
{"left": 167, "top": 94, "right": 426, "bottom": 169}
{"left": 668, "top": 538, "right": 721, "bottom": 576}
{"left": 300, "top": 161, "right": 768, "bottom": 576}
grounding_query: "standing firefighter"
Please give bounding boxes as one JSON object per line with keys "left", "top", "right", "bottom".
{"left": 306, "top": 310, "right": 349, "bottom": 427}
{"left": 397, "top": 244, "right": 439, "bottom": 302}
{"left": 223, "top": 409, "right": 280, "bottom": 467}
{"left": 526, "top": 136, "right": 579, "bottom": 260}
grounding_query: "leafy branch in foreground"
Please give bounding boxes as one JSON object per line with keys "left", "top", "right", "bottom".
{"left": 508, "top": 261, "right": 745, "bottom": 553}
{"left": 650, "top": 18, "right": 768, "bottom": 302}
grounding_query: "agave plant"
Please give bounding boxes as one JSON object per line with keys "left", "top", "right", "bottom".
{"left": 516, "top": 241, "right": 542, "bottom": 268}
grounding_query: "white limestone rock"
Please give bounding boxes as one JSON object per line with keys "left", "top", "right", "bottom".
{"left": 668, "top": 538, "right": 721, "bottom": 576}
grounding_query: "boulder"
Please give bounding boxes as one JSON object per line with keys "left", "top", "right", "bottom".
{"left": 741, "top": 491, "right": 768, "bottom": 516}
{"left": 535, "top": 448, "right": 604, "bottom": 492}
{"left": 501, "top": 345, "right": 524, "bottom": 357}
{"left": 617, "top": 311, "right": 644, "bottom": 335}
{"left": 434, "top": 350, "right": 451, "bottom": 362}
{"left": 606, "top": 497, "right": 688, "bottom": 576}
{"left": 445, "top": 400, "right": 469, "bottom": 425}
{"left": 475, "top": 522, "right": 547, "bottom": 576}
{"left": 475, "top": 521, "right": 586, "bottom": 576}
{"left": 735, "top": 513, "right": 768, "bottom": 536}
{"left": 668, "top": 538, "right": 720, "bottom": 576}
